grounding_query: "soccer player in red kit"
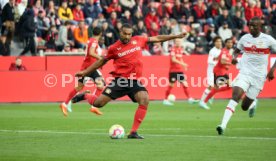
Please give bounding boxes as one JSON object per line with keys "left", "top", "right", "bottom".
{"left": 60, "top": 27, "right": 105, "bottom": 116}
{"left": 163, "top": 38, "right": 198, "bottom": 106}
{"left": 72, "top": 23, "right": 187, "bottom": 139}
{"left": 200, "top": 38, "right": 234, "bottom": 110}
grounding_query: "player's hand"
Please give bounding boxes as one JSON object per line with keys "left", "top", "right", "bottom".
{"left": 266, "top": 70, "right": 275, "bottom": 81}
{"left": 176, "top": 32, "right": 187, "bottom": 39}
{"left": 231, "top": 58, "right": 238, "bottom": 65}
{"left": 75, "top": 71, "right": 86, "bottom": 77}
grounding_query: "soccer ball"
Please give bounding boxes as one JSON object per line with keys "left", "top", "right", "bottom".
{"left": 109, "top": 124, "right": 125, "bottom": 139}
{"left": 167, "top": 94, "right": 176, "bottom": 102}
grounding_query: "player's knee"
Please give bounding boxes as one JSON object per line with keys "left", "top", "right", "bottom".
{"left": 96, "top": 85, "right": 104, "bottom": 90}
{"left": 138, "top": 95, "right": 149, "bottom": 106}
{"left": 93, "top": 99, "right": 105, "bottom": 108}
{"left": 241, "top": 103, "right": 249, "bottom": 111}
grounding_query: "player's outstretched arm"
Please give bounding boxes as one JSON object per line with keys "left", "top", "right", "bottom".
{"left": 75, "top": 58, "right": 108, "bottom": 77}
{"left": 148, "top": 32, "right": 187, "bottom": 43}
{"left": 267, "top": 60, "right": 276, "bottom": 81}
{"left": 231, "top": 48, "right": 241, "bottom": 65}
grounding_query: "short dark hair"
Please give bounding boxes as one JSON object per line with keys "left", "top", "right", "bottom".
{"left": 225, "top": 38, "right": 232, "bottom": 43}
{"left": 121, "top": 23, "right": 132, "bottom": 30}
{"left": 93, "top": 27, "right": 102, "bottom": 36}
{"left": 213, "top": 36, "right": 222, "bottom": 43}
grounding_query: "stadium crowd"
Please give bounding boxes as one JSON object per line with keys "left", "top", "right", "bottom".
{"left": 0, "top": 0, "right": 276, "bottom": 56}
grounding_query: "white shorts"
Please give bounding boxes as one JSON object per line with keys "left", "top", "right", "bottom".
{"left": 232, "top": 73, "right": 265, "bottom": 100}
{"left": 207, "top": 70, "right": 214, "bottom": 87}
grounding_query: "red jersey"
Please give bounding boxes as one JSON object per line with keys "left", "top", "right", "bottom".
{"left": 105, "top": 36, "right": 148, "bottom": 79}
{"left": 81, "top": 38, "right": 100, "bottom": 70}
{"left": 213, "top": 48, "right": 232, "bottom": 75}
{"left": 169, "top": 46, "right": 184, "bottom": 72}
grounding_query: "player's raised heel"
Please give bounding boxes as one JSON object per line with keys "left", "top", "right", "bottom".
{"left": 67, "top": 100, "right": 72, "bottom": 113}
{"left": 59, "top": 102, "right": 68, "bottom": 117}
{"left": 249, "top": 100, "right": 258, "bottom": 118}
{"left": 72, "top": 90, "right": 91, "bottom": 103}
{"left": 216, "top": 125, "right": 224, "bottom": 135}
{"left": 127, "top": 131, "right": 144, "bottom": 139}
{"left": 90, "top": 107, "right": 103, "bottom": 115}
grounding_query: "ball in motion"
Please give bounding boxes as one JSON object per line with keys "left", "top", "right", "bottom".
{"left": 109, "top": 124, "right": 125, "bottom": 139}
{"left": 167, "top": 94, "right": 176, "bottom": 102}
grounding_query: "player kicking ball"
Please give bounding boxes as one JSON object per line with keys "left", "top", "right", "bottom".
{"left": 199, "top": 38, "right": 233, "bottom": 109}
{"left": 60, "top": 27, "right": 105, "bottom": 116}
{"left": 163, "top": 38, "right": 198, "bottom": 106}
{"left": 72, "top": 23, "right": 187, "bottom": 139}
{"left": 216, "top": 17, "right": 276, "bottom": 135}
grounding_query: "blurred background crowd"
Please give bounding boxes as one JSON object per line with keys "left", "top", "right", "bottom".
{"left": 0, "top": 0, "right": 276, "bottom": 56}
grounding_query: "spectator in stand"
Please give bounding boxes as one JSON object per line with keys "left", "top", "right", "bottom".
{"left": 192, "top": 0, "right": 207, "bottom": 25}
{"left": 271, "top": 9, "right": 276, "bottom": 39}
{"left": 68, "top": 0, "right": 76, "bottom": 10}
{"left": 9, "top": 57, "right": 27, "bottom": 71}
{"left": 62, "top": 44, "right": 71, "bottom": 52}
{"left": 45, "top": 9, "right": 61, "bottom": 30}
{"left": 156, "top": 0, "right": 171, "bottom": 19}
{"left": 143, "top": 0, "right": 156, "bottom": 16}
{"left": 172, "top": 0, "right": 190, "bottom": 23}
{"left": 0, "top": 32, "right": 12, "bottom": 56}
{"left": 88, "top": 18, "right": 98, "bottom": 38}
{"left": 97, "top": 13, "right": 107, "bottom": 27}
{"left": 159, "top": 18, "right": 171, "bottom": 54}
{"left": 45, "top": 25, "right": 58, "bottom": 50}
{"left": 119, "top": 0, "right": 135, "bottom": 12}
{"left": 260, "top": 0, "right": 272, "bottom": 16}
{"left": 101, "top": 0, "right": 113, "bottom": 17}
{"left": 36, "top": 10, "right": 48, "bottom": 38}
{"left": 121, "top": 10, "right": 133, "bottom": 25}
{"left": 232, "top": 10, "right": 244, "bottom": 37}
{"left": 148, "top": 21, "right": 159, "bottom": 37}
{"left": 20, "top": 8, "right": 36, "bottom": 56}
{"left": 73, "top": 3, "right": 84, "bottom": 23}
{"left": 113, "top": 20, "right": 122, "bottom": 40}
{"left": 105, "top": 0, "right": 121, "bottom": 17}
{"left": 73, "top": 20, "right": 88, "bottom": 49}
{"left": 58, "top": 1, "right": 75, "bottom": 24}
{"left": 1, "top": 0, "right": 15, "bottom": 35}
{"left": 45, "top": 0, "right": 55, "bottom": 16}
{"left": 206, "top": 24, "right": 218, "bottom": 48}
{"left": 107, "top": 11, "right": 117, "bottom": 28}
{"left": 206, "top": 2, "right": 219, "bottom": 23}
{"left": 230, "top": 0, "right": 245, "bottom": 19}
{"left": 216, "top": 8, "right": 233, "bottom": 28}
{"left": 132, "top": 9, "right": 143, "bottom": 25}
{"left": 102, "top": 21, "right": 115, "bottom": 47}
{"left": 255, "top": 0, "right": 263, "bottom": 17}
{"left": 218, "top": 21, "right": 233, "bottom": 41}
{"left": 83, "top": 0, "right": 102, "bottom": 25}
{"left": 187, "top": 29, "right": 199, "bottom": 45}
{"left": 56, "top": 21, "right": 74, "bottom": 51}
{"left": 33, "top": 0, "right": 45, "bottom": 17}
{"left": 145, "top": 8, "right": 159, "bottom": 31}
{"left": 133, "top": 19, "right": 147, "bottom": 36}
{"left": 151, "top": 42, "right": 164, "bottom": 55}
{"left": 245, "top": 0, "right": 263, "bottom": 22}
{"left": 218, "top": 0, "right": 227, "bottom": 14}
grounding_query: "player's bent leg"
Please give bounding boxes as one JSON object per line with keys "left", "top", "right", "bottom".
{"left": 128, "top": 91, "right": 149, "bottom": 139}
{"left": 94, "top": 78, "right": 105, "bottom": 96}
{"left": 241, "top": 96, "right": 255, "bottom": 111}
{"left": 217, "top": 86, "right": 245, "bottom": 135}
{"left": 163, "top": 82, "right": 174, "bottom": 106}
{"left": 89, "top": 94, "right": 112, "bottom": 115}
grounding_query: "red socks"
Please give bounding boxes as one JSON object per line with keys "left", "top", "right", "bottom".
{"left": 204, "top": 86, "right": 231, "bottom": 103}
{"left": 183, "top": 86, "right": 190, "bottom": 98}
{"left": 94, "top": 87, "right": 103, "bottom": 97}
{"left": 65, "top": 89, "right": 78, "bottom": 104}
{"left": 84, "top": 94, "right": 98, "bottom": 106}
{"left": 131, "top": 105, "right": 148, "bottom": 133}
{"left": 165, "top": 86, "right": 173, "bottom": 99}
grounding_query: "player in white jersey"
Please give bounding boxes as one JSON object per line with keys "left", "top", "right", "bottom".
{"left": 199, "top": 36, "right": 222, "bottom": 109}
{"left": 216, "top": 17, "right": 276, "bottom": 135}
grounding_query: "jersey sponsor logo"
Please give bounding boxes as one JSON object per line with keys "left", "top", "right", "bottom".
{"left": 131, "top": 40, "right": 137, "bottom": 45}
{"left": 118, "top": 46, "right": 141, "bottom": 57}
{"left": 105, "top": 88, "right": 111, "bottom": 94}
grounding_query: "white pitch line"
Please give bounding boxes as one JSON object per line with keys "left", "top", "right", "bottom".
{"left": 0, "top": 129, "right": 276, "bottom": 141}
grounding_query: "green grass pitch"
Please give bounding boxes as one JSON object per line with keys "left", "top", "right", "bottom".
{"left": 0, "top": 99, "right": 275, "bottom": 161}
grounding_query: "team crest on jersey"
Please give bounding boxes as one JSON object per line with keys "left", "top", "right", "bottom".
{"left": 132, "top": 40, "right": 137, "bottom": 45}
{"left": 105, "top": 88, "right": 112, "bottom": 94}
{"left": 117, "top": 47, "right": 122, "bottom": 50}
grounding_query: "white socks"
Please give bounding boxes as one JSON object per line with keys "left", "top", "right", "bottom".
{"left": 201, "top": 88, "right": 210, "bottom": 102}
{"left": 221, "top": 99, "right": 238, "bottom": 129}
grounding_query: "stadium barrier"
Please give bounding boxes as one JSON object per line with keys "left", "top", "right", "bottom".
{"left": 1, "top": 55, "right": 276, "bottom": 102}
